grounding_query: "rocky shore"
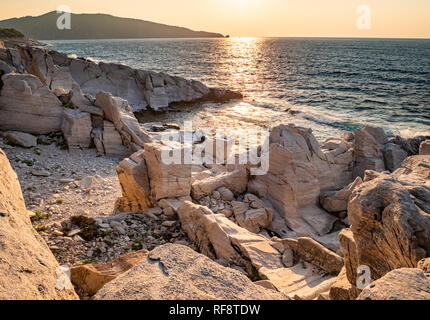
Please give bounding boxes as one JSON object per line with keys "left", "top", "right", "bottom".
{"left": 0, "top": 40, "right": 430, "bottom": 300}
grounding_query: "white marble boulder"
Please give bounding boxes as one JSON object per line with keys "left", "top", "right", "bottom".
{"left": 0, "top": 73, "right": 63, "bottom": 134}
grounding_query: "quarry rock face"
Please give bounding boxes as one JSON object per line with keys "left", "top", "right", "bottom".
{"left": 115, "top": 142, "right": 192, "bottom": 212}
{"left": 115, "top": 150, "right": 154, "bottom": 212}
{"left": 0, "top": 148, "right": 78, "bottom": 300}
{"left": 248, "top": 124, "right": 353, "bottom": 239}
{"left": 177, "top": 201, "right": 336, "bottom": 300}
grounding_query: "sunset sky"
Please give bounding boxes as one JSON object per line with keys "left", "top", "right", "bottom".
{"left": 1, "top": 0, "right": 429, "bottom": 38}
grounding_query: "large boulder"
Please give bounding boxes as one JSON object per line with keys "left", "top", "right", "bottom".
{"left": 329, "top": 267, "right": 360, "bottom": 300}
{"left": 0, "top": 73, "right": 63, "bottom": 134}
{"left": 320, "top": 177, "right": 363, "bottom": 214}
{"left": 115, "top": 150, "right": 154, "bottom": 212}
{"left": 191, "top": 166, "right": 248, "bottom": 200}
{"left": 0, "top": 149, "right": 78, "bottom": 299}
{"left": 115, "top": 142, "right": 192, "bottom": 212}
{"left": 357, "top": 268, "right": 430, "bottom": 300}
{"left": 93, "top": 244, "right": 286, "bottom": 300}
{"left": 61, "top": 109, "right": 92, "bottom": 150}
{"left": 3, "top": 131, "right": 37, "bottom": 148}
{"left": 71, "top": 250, "right": 147, "bottom": 296}
{"left": 102, "top": 121, "right": 131, "bottom": 158}
{"left": 294, "top": 237, "right": 344, "bottom": 274}
{"left": 352, "top": 126, "right": 386, "bottom": 178}
{"left": 383, "top": 143, "right": 408, "bottom": 172}
{"left": 95, "top": 91, "right": 152, "bottom": 150}
{"left": 346, "top": 155, "right": 430, "bottom": 281}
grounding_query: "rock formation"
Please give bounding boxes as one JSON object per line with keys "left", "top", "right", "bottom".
{"left": 420, "top": 140, "right": 430, "bottom": 155}
{"left": 61, "top": 109, "right": 92, "bottom": 150}
{"left": 177, "top": 201, "right": 337, "bottom": 299}
{"left": 347, "top": 156, "right": 430, "bottom": 280}
{"left": 357, "top": 268, "right": 430, "bottom": 300}
{"left": 0, "top": 73, "right": 63, "bottom": 134}
{"left": 71, "top": 250, "right": 147, "bottom": 296}
{"left": 248, "top": 124, "right": 353, "bottom": 239}
{"left": 0, "top": 43, "right": 242, "bottom": 155}
{"left": 320, "top": 177, "right": 363, "bottom": 216}
{"left": 115, "top": 141, "right": 192, "bottom": 212}
{"left": 0, "top": 148, "right": 78, "bottom": 299}
{"left": 2, "top": 40, "right": 429, "bottom": 301}
{"left": 328, "top": 155, "right": 430, "bottom": 299}
{"left": 3, "top": 131, "right": 37, "bottom": 148}
{"left": 93, "top": 244, "right": 286, "bottom": 300}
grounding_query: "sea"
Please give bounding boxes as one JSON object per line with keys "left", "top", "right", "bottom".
{"left": 46, "top": 38, "right": 430, "bottom": 141}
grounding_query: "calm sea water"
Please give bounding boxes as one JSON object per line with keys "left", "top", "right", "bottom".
{"left": 46, "top": 38, "right": 430, "bottom": 140}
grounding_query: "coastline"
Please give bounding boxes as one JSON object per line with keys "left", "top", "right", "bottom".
{"left": 0, "top": 39, "right": 430, "bottom": 300}
{"left": 44, "top": 37, "right": 430, "bottom": 139}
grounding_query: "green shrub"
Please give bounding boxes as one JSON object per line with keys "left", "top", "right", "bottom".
{"left": 62, "top": 103, "right": 75, "bottom": 110}
{"left": 131, "top": 238, "right": 144, "bottom": 251}
{"left": 37, "top": 137, "right": 52, "bottom": 146}
{"left": 0, "top": 28, "right": 25, "bottom": 39}
{"left": 31, "top": 210, "right": 50, "bottom": 222}
{"left": 34, "top": 225, "right": 47, "bottom": 232}
{"left": 82, "top": 259, "right": 97, "bottom": 265}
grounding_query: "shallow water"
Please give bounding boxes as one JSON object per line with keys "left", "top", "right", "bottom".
{"left": 47, "top": 38, "right": 430, "bottom": 140}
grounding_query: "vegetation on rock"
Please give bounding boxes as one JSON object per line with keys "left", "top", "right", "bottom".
{"left": 0, "top": 28, "right": 24, "bottom": 39}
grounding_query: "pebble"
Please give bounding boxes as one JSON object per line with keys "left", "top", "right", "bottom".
{"left": 31, "top": 169, "right": 50, "bottom": 177}
{"left": 162, "top": 221, "right": 177, "bottom": 228}
{"left": 68, "top": 229, "right": 81, "bottom": 237}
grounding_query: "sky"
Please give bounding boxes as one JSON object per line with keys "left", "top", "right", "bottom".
{"left": 1, "top": 0, "right": 429, "bottom": 38}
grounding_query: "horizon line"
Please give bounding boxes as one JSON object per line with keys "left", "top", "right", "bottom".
{"left": 39, "top": 36, "right": 430, "bottom": 41}
{"left": 1, "top": 10, "right": 429, "bottom": 40}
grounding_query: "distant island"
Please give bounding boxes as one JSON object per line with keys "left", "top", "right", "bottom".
{"left": 0, "top": 11, "right": 225, "bottom": 40}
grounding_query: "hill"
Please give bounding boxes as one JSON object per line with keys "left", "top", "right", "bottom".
{"left": 0, "top": 11, "right": 225, "bottom": 40}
